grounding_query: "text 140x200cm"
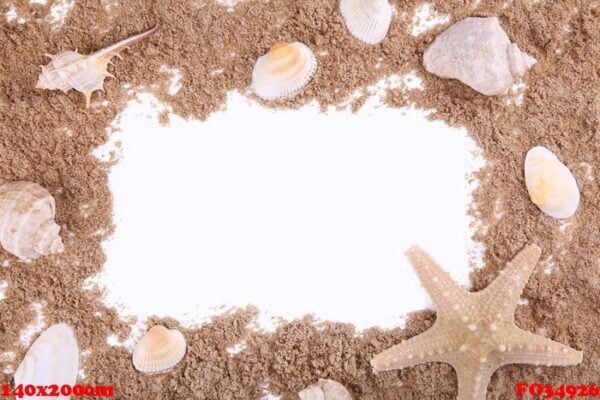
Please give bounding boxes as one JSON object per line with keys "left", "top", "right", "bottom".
{"left": 1, "top": 384, "right": 114, "bottom": 398}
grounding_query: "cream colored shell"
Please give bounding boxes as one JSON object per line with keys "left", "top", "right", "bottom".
{"left": 251, "top": 41, "right": 317, "bottom": 101}
{"left": 340, "top": 0, "right": 392, "bottom": 45}
{"left": 299, "top": 379, "right": 353, "bottom": 400}
{"left": 36, "top": 26, "right": 157, "bottom": 107}
{"left": 423, "top": 17, "right": 536, "bottom": 96}
{"left": 525, "top": 146, "right": 580, "bottom": 219}
{"left": 0, "top": 181, "right": 64, "bottom": 260}
{"left": 14, "top": 324, "right": 79, "bottom": 400}
{"left": 133, "top": 325, "right": 187, "bottom": 374}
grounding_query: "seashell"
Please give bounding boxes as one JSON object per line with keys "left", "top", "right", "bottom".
{"left": 133, "top": 325, "right": 186, "bottom": 374}
{"left": 423, "top": 17, "right": 536, "bottom": 96}
{"left": 14, "top": 324, "right": 79, "bottom": 400}
{"left": 0, "top": 181, "right": 64, "bottom": 260}
{"left": 251, "top": 41, "right": 317, "bottom": 101}
{"left": 524, "top": 146, "right": 580, "bottom": 219}
{"left": 299, "top": 379, "right": 353, "bottom": 400}
{"left": 340, "top": 0, "right": 392, "bottom": 45}
{"left": 36, "top": 26, "right": 157, "bottom": 108}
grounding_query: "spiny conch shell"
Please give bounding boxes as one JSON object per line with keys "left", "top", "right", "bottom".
{"left": 340, "top": 0, "right": 393, "bottom": 45}
{"left": 36, "top": 26, "right": 157, "bottom": 108}
{"left": 14, "top": 324, "right": 79, "bottom": 400}
{"left": 423, "top": 17, "right": 537, "bottom": 96}
{"left": 525, "top": 146, "right": 580, "bottom": 219}
{"left": 299, "top": 379, "right": 353, "bottom": 400}
{"left": 0, "top": 181, "right": 64, "bottom": 260}
{"left": 133, "top": 325, "right": 187, "bottom": 374}
{"left": 251, "top": 41, "right": 317, "bottom": 101}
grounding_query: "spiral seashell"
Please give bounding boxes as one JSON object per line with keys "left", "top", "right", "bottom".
{"left": 340, "top": 0, "right": 392, "bottom": 45}
{"left": 299, "top": 379, "right": 353, "bottom": 400}
{"left": 251, "top": 41, "right": 317, "bottom": 101}
{"left": 14, "top": 324, "right": 79, "bottom": 400}
{"left": 0, "top": 181, "right": 64, "bottom": 260}
{"left": 524, "top": 146, "right": 580, "bottom": 219}
{"left": 36, "top": 26, "right": 157, "bottom": 108}
{"left": 133, "top": 325, "right": 187, "bottom": 374}
{"left": 423, "top": 17, "right": 536, "bottom": 96}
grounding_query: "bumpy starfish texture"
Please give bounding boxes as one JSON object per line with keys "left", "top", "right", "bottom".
{"left": 371, "top": 245, "right": 582, "bottom": 400}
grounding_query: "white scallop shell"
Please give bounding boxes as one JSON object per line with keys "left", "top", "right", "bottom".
{"left": 423, "top": 17, "right": 536, "bottom": 95}
{"left": 251, "top": 42, "right": 317, "bottom": 101}
{"left": 0, "top": 181, "right": 64, "bottom": 260}
{"left": 36, "top": 26, "right": 156, "bottom": 107}
{"left": 340, "top": 0, "right": 392, "bottom": 45}
{"left": 133, "top": 325, "right": 186, "bottom": 374}
{"left": 525, "top": 146, "right": 580, "bottom": 219}
{"left": 299, "top": 379, "right": 353, "bottom": 400}
{"left": 14, "top": 324, "right": 79, "bottom": 400}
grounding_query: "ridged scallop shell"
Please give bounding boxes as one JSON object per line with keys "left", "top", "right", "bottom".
{"left": 14, "top": 324, "right": 79, "bottom": 400}
{"left": 36, "top": 26, "right": 157, "bottom": 108}
{"left": 133, "top": 326, "right": 186, "bottom": 374}
{"left": 0, "top": 181, "right": 64, "bottom": 260}
{"left": 251, "top": 41, "right": 317, "bottom": 101}
{"left": 299, "top": 379, "right": 353, "bottom": 400}
{"left": 423, "top": 17, "right": 536, "bottom": 95}
{"left": 340, "top": 0, "right": 392, "bottom": 45}
{"left": 525, "top": 146, "right": 580, "bottom": 219}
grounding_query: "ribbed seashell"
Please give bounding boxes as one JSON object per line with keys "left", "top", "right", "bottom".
{"left": 251, "top": 41, "right": 317, "bottom": 101}
{"left": 299, "top": 379, "right": 353, "bottom": 400}
{"left": 423, "top": 17, "right": 536, "bottom": 96}
{"left": 0, "top": 181, "right": 64, "bottom": 260}
{"left": 340, "top": 0, "right": 392, "bottom": 45}
{"left": 36, "top": 26, "right": 157, "bottom": 108}
{"left": 14, "top": 324, "right": 79, "bottom": 400}
{"left": 524, "top": 146, "right": 580, "bottom": 219}
{"left": 133, "top": 325, "right": 186, "bottom": 374}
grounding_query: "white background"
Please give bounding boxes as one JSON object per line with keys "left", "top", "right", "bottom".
{"left": 93, "top": 87, "right": 484, "bottom": 331}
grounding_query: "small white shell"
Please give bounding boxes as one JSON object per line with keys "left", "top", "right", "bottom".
{"left": 423, "top": 17, "right": 536, "bottom": 95}
{"left": 14, "top": 324, "right": 79, "bottom": 400}
{"left": 525, "top": 146, "right": 580, "bottom": 219}
{"left": 0, "top": 181, "right": 64, "bottom": 260}
{"left": 340, "top": 0, "right": 392, "bottom": 45}
{"left": 251, "top": 41, "right": 317, "bottom": 101}
{"left": 299, "top": 379, "right": 353, "bottom": 400}
{"left": 133, "top": 325, "right": 186, "bottom": 374}
{"left": 36, "top": 26, "right": 157, "bottom": 107}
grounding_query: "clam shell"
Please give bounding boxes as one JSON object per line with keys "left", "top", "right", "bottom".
{"left": 133, "top": 325, "right": 186, "bottom": 374}
{"left": 0, "top": 182, "right": 64, "bottom": 260}
{"left": 251, "top": 41, "right": 317, "bottom": 101}
{"left": 340, "top": 0, "right": 392, "bottom": 45}
{"left": 299, "top": 379, "right": 353, "bottom": 400}
{"left": 14, "top": 324, "right": 79, "bottom": 400}
{"left": 423, "top": 17, "right": 536, "bottom": 95}
{"left": 524, "top": 146, "right": 580, "bottom": 219}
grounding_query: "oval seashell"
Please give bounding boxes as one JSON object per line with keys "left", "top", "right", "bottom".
{"left": 14, "top": 324, "right": 79, "bottom": 400}
{"left": 299, "top": 379, "right": 353, "bottom": 400}
{"left": 133, "top": 325, "right": 186, "bottom": 374}
{"left": 0, "top": 181, "right": 64, "bottom": 260}
{"left": 340, "top": 0, "right": 392, "bottom": 45}
{"left": 423, "top": 17, "right": 536, "bottom": 96}
{"left": 524, "top": 146, "right": 580, "bottom": 219}
{"left": 36, "top": 26, "right": 157, "bottom": 108}
{"left": 251, "top": 41, "right": 317, "bottom": 101}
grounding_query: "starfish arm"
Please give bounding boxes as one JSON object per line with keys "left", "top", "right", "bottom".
{"left": 452, "top": 361, "right": 497, "bottom": 400}
{"left": 371, "top": 323, "right": 459, "bottom": 373}
{"left": 405, "top": 246, "right": 469, "bottom": 312}
{"left": 481, "top": 245, "right": 542, "bottom": 315}
{"left": 499, "top": 327, "right": 583, "bottom": 367}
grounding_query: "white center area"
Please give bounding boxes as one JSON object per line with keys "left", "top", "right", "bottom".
{"left": 93, "top": 89, "right": 484, "bottom": 330}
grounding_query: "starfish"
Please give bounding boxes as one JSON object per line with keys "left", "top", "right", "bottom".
{"left": 371, "top": 244, "right": 582, "bottom": 400}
